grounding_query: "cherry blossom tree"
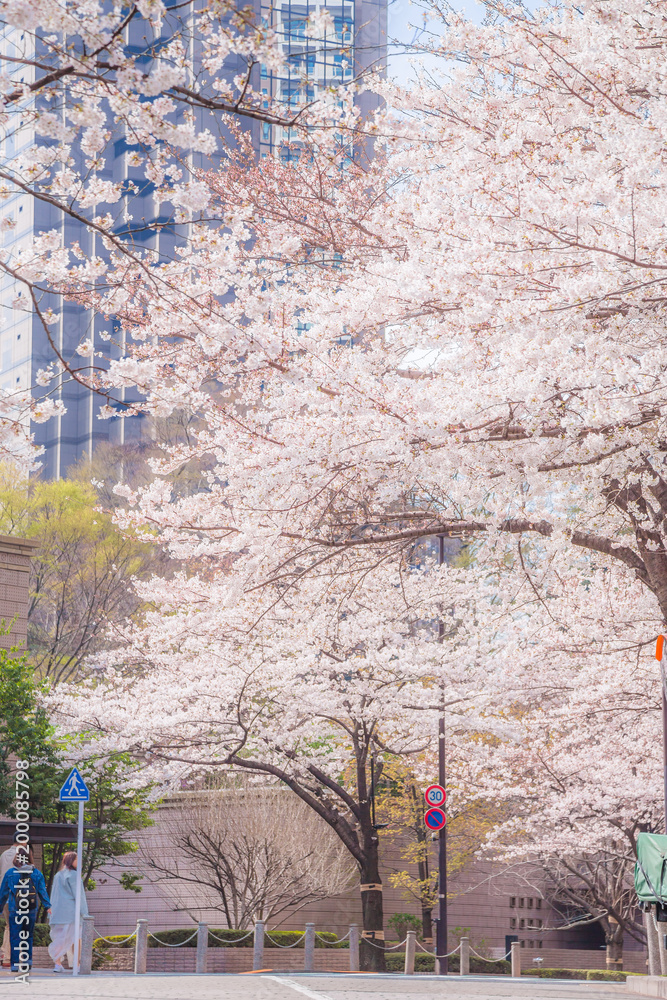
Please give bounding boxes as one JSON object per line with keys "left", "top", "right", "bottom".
{"left": 56, "top": 522, "right": 666, "bottom": 963}
{"left": 452, "top": 545, "right": 663, "bottom": 969}
{"left": 51, "top": 0, "right": 666, "bottom": 627}
{"left": 0, "top": 0, "right": 361, "bottom": 462}
{"left": 474, "top": 649, "right": 660, "bottom": 969}
{"left": 55, "top": 549, "right": 546, "bottom": 968}
{"left": 33, "top": 0, "right": 667, "bottom": 966}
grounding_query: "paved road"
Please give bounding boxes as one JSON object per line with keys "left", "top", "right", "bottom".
{"left": 0, "top": 972, "right": 631, "bottom": 1000}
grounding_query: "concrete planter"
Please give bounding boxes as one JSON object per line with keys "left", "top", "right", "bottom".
{"left": 627, "top": 977, "right": 667, "bottom": 998}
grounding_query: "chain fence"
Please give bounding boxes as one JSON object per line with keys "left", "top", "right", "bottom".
{"left": 92, "top": 929, "right": 137, "bottom": 945}
{"left": 147, "top": 930, "right": 198, "bottom": 947}
{"left": 93, "top": 927, "right": 260, "bottom": 948}
{"left": 264, "top": 932, "right": 306, "bottom": 949}
{"left": 362, "top": 935, "right": 409, "bottom": 951}
{"left": 314, "top": 929, "right": 351, "bottom": 944}
{"left": 94, "top": 925, "right": 492, "bottom": 964}
{"left": 415, "top": 940, "right": 461, "bottom": 958}
{"left": 469, "top": 946, "right": 512, "bottom": 962}
{"left": 208, "top": 928, "right": 254, "bottom": 946}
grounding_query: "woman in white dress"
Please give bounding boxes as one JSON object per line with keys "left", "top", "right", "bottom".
{"left": 48, "top": 852, "right": 88, "bottom": 972}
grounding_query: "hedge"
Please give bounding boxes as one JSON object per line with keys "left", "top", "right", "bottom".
{"left": 93, "top": 929, "right": 347, "bottom": 950}
{"left": 523, "top": 969, "right": 629, "bottom": 981}
{"left": 383, "top": 957, "right": 628, "bottom": 979}
{"left": 585, "top": 971, "right": 629, "bottom": 982}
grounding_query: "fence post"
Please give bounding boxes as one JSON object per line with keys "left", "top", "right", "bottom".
{"left": 253, "top": 920, "right": 265, "bottom": 971}
{"left": 658, "top": 913, "right": 667, "bottom": 976}
{"left": 134, "top": 918, "right": 148, "bottom": 975}
{"left": 460, "top": 935, "right": 470, "bottom": 976}
{"left": 303, "top": 922, "right": 315, "bottom": 972}
{"left": 510, "top": 940, "right": 521, "bottom": 978}
{"left": 645, "top": 909, "right": 660, "bottom": 976}
{"left": 349, "top": 924, "right": 359, "bottom": 972}
{"left": 196, "top": 922, "right": 208, "bottom": 974}
{"left": 79, "top": 915, "right": 95, "bottom": 976}
{"left": 404, "top": 929, "right": 416, "bottom": 975}
{"left": 645, "top": 910, "right": 659, "bottom": 976}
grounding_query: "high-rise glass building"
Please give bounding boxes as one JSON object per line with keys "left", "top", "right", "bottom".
{"left": 0, "top": 1, "right": 386, "bottom": 478}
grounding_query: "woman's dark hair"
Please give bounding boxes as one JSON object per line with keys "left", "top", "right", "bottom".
{"left": 60, "top": 851, "right": 77, "bottom": 870}
{"left": 13, "top": 847, "right": 33, "bottom": 866}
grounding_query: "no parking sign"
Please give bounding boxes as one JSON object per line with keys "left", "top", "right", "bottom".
{"left": 424, "top": 807, "right": 447, "bottom": 831}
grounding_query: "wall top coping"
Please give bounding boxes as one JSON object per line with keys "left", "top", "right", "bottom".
{"left": 0, "top": 535, "right": 39, "bottom": 557}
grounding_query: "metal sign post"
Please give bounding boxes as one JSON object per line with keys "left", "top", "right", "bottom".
{"left": 435, "top": 535, "right": 448, "bottom": 975}
{"left": 437, "top": 716, "right": 447, "bottom": 974}
{"left": 59, "top": 767, "right": 90, "bottom": 977}
{"left": 656, "top": 637, "right": 667, "bottom": 830}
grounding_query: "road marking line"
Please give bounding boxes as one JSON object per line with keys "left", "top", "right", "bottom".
{"left": 266, "top": 975, "right": 335, "bottom": 1000}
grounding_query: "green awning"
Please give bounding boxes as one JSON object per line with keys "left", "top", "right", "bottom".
{"left": 635, "top": 832, "right": 667, "bottom": 903}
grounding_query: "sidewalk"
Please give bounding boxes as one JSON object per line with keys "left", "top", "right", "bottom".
{"left": 0, "top": 970, "right": 632, "bottom": 1000}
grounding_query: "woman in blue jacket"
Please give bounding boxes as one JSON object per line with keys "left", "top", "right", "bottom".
{"left": 0, "top": 849, "right": 51, "bottom": 972}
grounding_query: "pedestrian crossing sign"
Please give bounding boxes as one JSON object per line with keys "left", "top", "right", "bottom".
{"left": 59, "top": 767, "right": 90, "bottom": 802}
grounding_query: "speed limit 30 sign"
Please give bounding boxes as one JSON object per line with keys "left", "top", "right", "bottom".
{"left": 424, "top": 784, "right": 446, "bottom": 807}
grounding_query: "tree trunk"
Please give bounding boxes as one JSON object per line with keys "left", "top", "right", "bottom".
{"left": 421, "top": 904, "right": 433, "bottom": 944}
{"left": 359, "top": 839, "right": 386, "bottom": 972}
{"left": 605, "top": 919, "right": 623, "bottom": 970}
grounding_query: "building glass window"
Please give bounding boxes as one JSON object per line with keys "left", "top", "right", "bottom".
{"left": 259, "top": 0, "right": 356, "bottom": 155}
{"left": 510, "top": 896, "right": 516, "bottom": 907}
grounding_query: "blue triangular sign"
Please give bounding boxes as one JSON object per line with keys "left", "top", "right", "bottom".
{"left": 59, "top": 767, "right": 90, "bottom": 802}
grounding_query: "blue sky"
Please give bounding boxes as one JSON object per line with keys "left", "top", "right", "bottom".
{"left": 386, "top": 0, "right": 487, "bottom": 83}
{"left": 386, "top": 0, "right": 541, "bottom": 84}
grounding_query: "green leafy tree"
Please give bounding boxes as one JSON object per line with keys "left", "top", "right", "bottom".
{"left": 0, "top": 648, "right": 154, "bottom": 895}
{"left": 0, "top": 647, "right": 61, "bottom": 820}
{"left": 0, "top": 472, "right": 156, "bottom": 683}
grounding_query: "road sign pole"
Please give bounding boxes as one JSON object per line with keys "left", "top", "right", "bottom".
{"left": 73, "top": 798, "right": 83, "bottom": 976}
{"left": 437, "top": 713, "right": 447, "bottom": 974}
{"left": 436, "top": 534, "right": 447, "bottom": 976}
{"left": 657, "top": 638, "right": 667, "bottom": 831}
{"left": 663, "top": 678, "right": 667, "bottom": 833}
{"left": 58, "top": 765, "right": 90, "bottom": 977}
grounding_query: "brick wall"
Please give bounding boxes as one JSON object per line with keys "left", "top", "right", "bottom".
{"left": 92, "top": 948, "right": 353, "bottom": 973}
{"left": 0, "top": 535, "right": 37, "bottom": 650}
